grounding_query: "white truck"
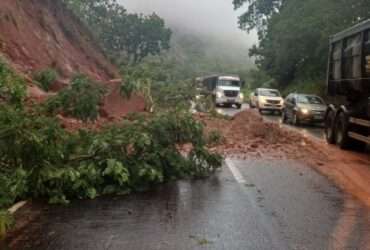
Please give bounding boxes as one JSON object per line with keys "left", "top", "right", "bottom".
{"left": 197, "top": 75, "right": 244, "bottom": 109}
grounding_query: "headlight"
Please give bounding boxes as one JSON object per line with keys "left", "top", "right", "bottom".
{"left": 216, "top": 91, "right": 223, "bottom": 98}
{"left": 260, "top": 98, "right": 266, "bottom": 104}
{"left": 300, "top": 108, "right": 309, "bottom": 115}
{"left": 239, "top": 93, "right": 244, "bottom": 99}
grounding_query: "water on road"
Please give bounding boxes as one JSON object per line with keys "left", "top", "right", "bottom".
{"left": 10, "top": 159, "right": 370, "bottom": 250}
{"left": 8, "top": 105, "right": 370, "bottom": 250}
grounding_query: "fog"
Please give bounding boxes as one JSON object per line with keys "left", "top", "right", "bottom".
{"left": 118, "top": 0, "right": 257, "bottom": 61}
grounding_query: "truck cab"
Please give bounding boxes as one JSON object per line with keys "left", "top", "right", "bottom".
{"left": 325, "top": 20, "right": 370, "bottom": 149}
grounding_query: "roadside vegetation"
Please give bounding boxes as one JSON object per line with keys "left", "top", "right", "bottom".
{"left": 0, "top": 0, "right": 230, "bottom": 235}
{"left": 0, "top": 59, "right": 223, "bottom": 237}
{"left": 0, "top": 0, "right": 256, "bottom": 238}
{"left": 234, "top": 0, "right": 370, "bottom": 95}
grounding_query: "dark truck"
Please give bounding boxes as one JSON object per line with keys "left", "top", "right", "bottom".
{"left": 325, "top": 20, "right": 370, "bottom": 149}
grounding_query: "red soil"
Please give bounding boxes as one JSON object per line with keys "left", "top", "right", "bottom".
{"left": 102, "top": 80, "right": 146, "bottom": 120}
{"left": 198, "top": 110, "right": 370, "bottom": 208}
{"left": 0, "top": 0, "right": 118, "bottom": 81}
{"left": 0, "top": 0, "right": 145, "bottom": 119}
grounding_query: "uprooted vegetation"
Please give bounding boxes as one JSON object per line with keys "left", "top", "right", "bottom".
{"left": 0, "top": 60, "right": 223, "bottom": 238}
{"left": 0, "top": 106, "right": 222, "bottom": 206}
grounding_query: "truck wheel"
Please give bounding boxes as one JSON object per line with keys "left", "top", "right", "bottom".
{"left": 335, "top": 112, "right": 351, "bottom": 149}
{"left": 325, "top": 110, "right": 336, "bottom": 144}
{"left": 236, "top": 104, "right": 242, "bottom": 109}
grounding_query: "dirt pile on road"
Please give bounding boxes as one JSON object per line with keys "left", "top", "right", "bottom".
{"left": 199, "top": 109, "right": 370, "bottom": 208}
{"left": 197, "top": 110, "right": 327, "bottom": 163}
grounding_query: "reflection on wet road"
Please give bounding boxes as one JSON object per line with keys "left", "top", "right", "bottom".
{"left": 12, "top": 159, "right": 370, "bottom": 250}
{"left": 217, "top": 105, "right": 325, "bottom": 140}
{"left": 9, "top": 105, "right": 370, "bottom": 250}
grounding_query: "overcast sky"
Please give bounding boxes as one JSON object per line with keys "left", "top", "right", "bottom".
{"left": 117, "top": 0, "right": 257, "bottom": 49}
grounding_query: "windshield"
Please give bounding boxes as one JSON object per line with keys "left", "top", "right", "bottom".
{"left": 259, "top": 90, "right": 281, "bottom": 97}
{"left": 297, "top": 95, "right": 324, "bottom": 104}
{"left": 218, "top": 80, "right": 240, "bottom": 87}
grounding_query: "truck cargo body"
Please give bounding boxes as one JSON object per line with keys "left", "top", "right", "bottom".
{"left": 325, "top": 20, "right": 370, "bottom": 148}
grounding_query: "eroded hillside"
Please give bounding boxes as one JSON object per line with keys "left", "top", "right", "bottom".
{"left": 0, "top": 0, "right": 145, "bottom": 119}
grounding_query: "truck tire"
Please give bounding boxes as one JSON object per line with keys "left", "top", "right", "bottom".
{"left": 335, "top": 112, "right": 367, "bottom": 150}
{"left": 236, "top": 104, "right": 242, "bottom": 109}
{"left": 335, "top": 112, "right": 351, "bottom": 149}
{"left": 325, "top": 110, "right": 336, "bottom": 144}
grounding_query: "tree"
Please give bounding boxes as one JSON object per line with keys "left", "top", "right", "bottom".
{"left": 63, "top": 0, "right": 171, "bottom": 64}
{"left": 234, "top": 0, "right": 370, "bottom": 88}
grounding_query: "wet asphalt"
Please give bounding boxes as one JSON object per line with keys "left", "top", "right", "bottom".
{"left": 8, "top": 106, "right": 370, "bottom": 250}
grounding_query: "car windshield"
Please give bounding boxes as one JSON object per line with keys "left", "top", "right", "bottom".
{"left": 259, "top": 90, "right": 281, "bottom": 97}
{"left": 218, "top": 80, "right": 240, "bottom": 87}
{"left": 297, "top": 95, "right": 324, "bottom": 104}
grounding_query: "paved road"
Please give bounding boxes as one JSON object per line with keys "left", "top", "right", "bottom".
{"left": 217, "top": 105, "right": 325, "bottom": 140}
{"left": 11, "top": 159, "right": 370, "bottom": 250}
{"left": 9, "top": 106, "right": 370, "bottom": 250}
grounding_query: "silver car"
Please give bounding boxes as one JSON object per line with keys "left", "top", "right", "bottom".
{"left": 282, "top": 94, "right": 327, "bottom": 125}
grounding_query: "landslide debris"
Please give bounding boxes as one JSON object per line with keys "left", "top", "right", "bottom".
{"left": 198, "top": 109, "right": 370, "bottom": 209}
{"left": 0, "top": 0, "right": 145, "bottom": 120}
{"left": 196, "top": 109, "right": 327, "bottom": 162}
{"left": 0, "top": 0, "right": 117, "bottom": 82}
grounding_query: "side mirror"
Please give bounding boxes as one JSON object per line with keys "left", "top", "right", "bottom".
{"left": 254, "top": 92, "right": 258, "bottom": 97}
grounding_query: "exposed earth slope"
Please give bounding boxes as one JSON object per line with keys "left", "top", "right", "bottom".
{"left": 0, "top": 0, "right": 145, "bottom": 118}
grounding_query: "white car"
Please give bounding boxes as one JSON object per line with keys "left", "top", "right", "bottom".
{"left": 254, "top": 88, "right": 284, "bottom": 114}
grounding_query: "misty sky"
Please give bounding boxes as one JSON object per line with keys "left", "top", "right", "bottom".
{"left": 117, "top": 0, "right": 257, "bottom": 49}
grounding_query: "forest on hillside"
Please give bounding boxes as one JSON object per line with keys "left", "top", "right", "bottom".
{"left": 234, "top": 0, "right": 370, "bottom": 94}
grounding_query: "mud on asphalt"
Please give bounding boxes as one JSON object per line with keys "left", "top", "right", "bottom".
{"left": 196, "top": 109, "right": 370, "bottom": 208}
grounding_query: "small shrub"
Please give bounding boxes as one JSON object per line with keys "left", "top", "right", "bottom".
{"left": 0, "top": 59, "right": 26, "bottom": 106}
{"left": 0, "top": 169, "right": 28, "bottom": 209}
{"left": 45, "top": 74, "right": 106, "bottom": 121}
{"left": 207, "top": 130, "right": 224, "bottom": 147}
{"left": 0, "top": 210, "right": 14, "bottom": 240}
{"left": 120, "top": 78, "right": 137, "bottom": 99}
{"left": 33, "top": 68, "right": 58, "bottom": 91}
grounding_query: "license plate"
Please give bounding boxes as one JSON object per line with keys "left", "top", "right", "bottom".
{"left": 227, "top": 99, "right": 234, "bottom": 103}
{"left": 314, "top": 115, "right": 323, "bottom": 120}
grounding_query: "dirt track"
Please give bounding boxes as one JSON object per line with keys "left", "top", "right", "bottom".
{"left": 197, "top": 109, "right": 370, "bottom": 208}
